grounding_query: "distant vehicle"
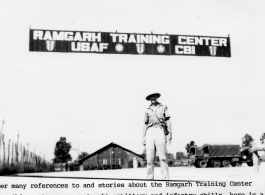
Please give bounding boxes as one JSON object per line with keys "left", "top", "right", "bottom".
{"left": 175, "top": 160, "right": 182, "bottom": 166}
{"left": 54, "top": 164, "right": 64, "bottom": 172}
{"left": 181, "top": 160, "right": 189, "bottom": 166}
{"left": 189, "top": 146, "right": 202, "bottom": 166}
{"left": 189, "top": 144, "right": 253, "bottom": 168}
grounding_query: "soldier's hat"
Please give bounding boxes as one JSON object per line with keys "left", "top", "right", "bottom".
{"left": 146, "top": 93, "right": 161, "bottom": 101}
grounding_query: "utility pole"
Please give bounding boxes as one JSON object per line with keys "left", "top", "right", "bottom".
{"left": 16, "top": 131, "right": 19, "bottom": 163}
{"left": 17, "top": 131, "right": 19, "bottom": 142}
{"left": 78, "top": 141, "right": 79, "bottom": 157}
{"left": 0, "top": 119, "right": 4, "bottom": 165}
{"left": 0, "top": 119, "right": 5, "bottom": 136}
{"left": 110, "top": 148, "right": 111, "bottom": 169}
{"left": 34, "top": 149, "right": 36, "bottom": 165}
{"left": 27, "top": 142, "right": 29, "bottom": 163}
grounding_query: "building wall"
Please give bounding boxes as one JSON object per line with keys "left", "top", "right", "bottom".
{"left": 82, "top": 145, "right": 144, "bottom": 169}
{"left": 83, "top": 154, "right": 97, "bottom": 169}
{"left": 97, "top": 146, "right": 130, "bottom": 168}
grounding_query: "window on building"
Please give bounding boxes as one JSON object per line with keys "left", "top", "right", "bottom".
{"left": 121, "top": 158, "right": 124, "bottom": 165}
{"left": 103, "top": 159, "right": 108, "bottom": 165}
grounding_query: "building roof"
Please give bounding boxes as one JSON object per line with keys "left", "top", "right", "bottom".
{"left": 78, "top": 142, "right": 144, "bottom": 164}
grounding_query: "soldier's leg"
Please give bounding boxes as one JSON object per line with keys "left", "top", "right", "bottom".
{"left": 146, "top": 127, "right": 156, "bottom": 179}
{"left": 155, "top": 128, "right": 169, "bottom": 180}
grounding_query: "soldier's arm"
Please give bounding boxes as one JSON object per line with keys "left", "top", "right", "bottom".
{"left": 163, "top": 105, "right": 172, "bottom": 143}
{"left": 250, "top": 147, "right": 265, "bottom": 152}
{"left": 142, "top": 111, "right": 149, "bottom": 146}
{"left": 166, "top": 119, "right": 172, "bottom": 144}
{"left": 142, "top": 124, "right": 148, "bottom": 145}
{"left": 248, "top": 141, "right": 265, "bottom": 152}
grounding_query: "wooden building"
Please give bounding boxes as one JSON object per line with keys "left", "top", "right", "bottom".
{"left": 79, "top": 142, "right": 145, "bottom": 170}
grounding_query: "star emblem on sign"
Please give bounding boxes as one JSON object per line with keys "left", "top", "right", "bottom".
{"left": 115, "top": 44, "right": 124, "bottom": 52}
{"left": 157, "top": 45, "right": 165, "bottom": 53}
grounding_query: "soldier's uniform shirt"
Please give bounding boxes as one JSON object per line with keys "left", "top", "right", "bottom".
{"left": 144, "top": 103, "right": 170, "bottom": 127}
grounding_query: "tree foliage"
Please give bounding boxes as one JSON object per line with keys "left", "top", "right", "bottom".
{"left": 78, "top": 151, "right": 89, "bottom": 160}
{"left": 53, "top": 137, "right": 72, "bottom": 164}
{"left": 167, "top": 153, "right": 174, "bottom": 160}
{"left": 176, "top": 152, "right": 185, "bottom": 160}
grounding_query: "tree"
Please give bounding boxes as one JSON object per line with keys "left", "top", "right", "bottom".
{"left": 176, "top": 152, "right": 185, "bottom": 160}
{"left": 53, "top": 137, "right": 72, "bottom": 164}
{"left": 167, "top": 153, "right": 174, "bottom": 160}
{"left": 78, "top": 152, "right": 89, "bottom": 160}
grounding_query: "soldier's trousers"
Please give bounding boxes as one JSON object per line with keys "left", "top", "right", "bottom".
{"left": 146, "top": 126, "right": 169, "bottom": 180}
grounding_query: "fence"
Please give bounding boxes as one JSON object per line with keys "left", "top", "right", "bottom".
{"left": 0, "top": 132, "right": 54, "bottom": 175}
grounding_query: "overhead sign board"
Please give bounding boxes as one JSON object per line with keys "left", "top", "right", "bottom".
{"left": 29, "top": 29, "right": 231, "bottom": 57}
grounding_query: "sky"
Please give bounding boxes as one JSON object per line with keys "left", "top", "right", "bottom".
{"left": 0, "top": 0, "right": 265, "bottom": 161}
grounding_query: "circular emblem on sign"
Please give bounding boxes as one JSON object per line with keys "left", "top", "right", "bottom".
{"left": 115, "top": 44, "right": 124, "bottom": 52}
{"left": 157, "top": 45, "right": 165, "bottom": 53}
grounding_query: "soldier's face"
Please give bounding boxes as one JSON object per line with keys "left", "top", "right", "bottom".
{"left": 150, "top": 96, "right": 158, "bottom": 103}
{"left": 261, "top": 139, "right": 264, "bottom": 144}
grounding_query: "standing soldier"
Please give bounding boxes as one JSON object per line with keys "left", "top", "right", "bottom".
{"left": 142, "top": 93, "right": 172, "bottom": 180}
{"left": 241, "top": 134, "right": 260, "bottom": 172}
{"left": 250, "top": 133, "right": 265, "bottom": 152}
{"left": 249, "top": 133, "right": 265, "bottom": 169}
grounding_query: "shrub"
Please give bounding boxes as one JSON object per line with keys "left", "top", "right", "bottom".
{"left": 0, "top": 164, "right": 18, "bottom": 175}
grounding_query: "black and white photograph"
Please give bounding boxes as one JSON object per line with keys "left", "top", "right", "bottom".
{"left": 0, "top": 0, "right": 265, "bottom": 194}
